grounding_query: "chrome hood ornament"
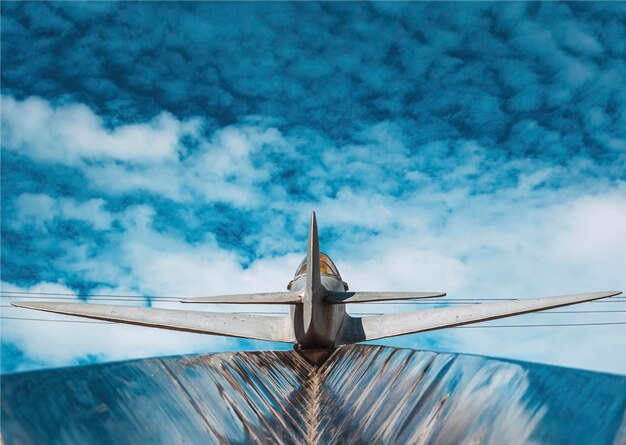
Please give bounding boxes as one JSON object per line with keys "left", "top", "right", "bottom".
{"left": 13, "top": 212, "right": 621, "bottom": 350}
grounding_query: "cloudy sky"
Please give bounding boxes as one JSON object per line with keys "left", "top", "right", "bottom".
{"left": 2, "top": 2, "right": 625, "bottom": 374}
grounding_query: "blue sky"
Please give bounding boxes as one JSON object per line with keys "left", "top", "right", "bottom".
{"left": 1, "top": 2, "right": 626, "bottom": 374}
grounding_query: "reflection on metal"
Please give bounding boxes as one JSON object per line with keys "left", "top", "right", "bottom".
{"left": 3, "top": 345, "right": 626, "bottom": 444}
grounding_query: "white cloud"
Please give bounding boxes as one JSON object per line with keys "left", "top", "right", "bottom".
{"left": 188, "top": 124, "right": 291, "bottom": 207}
{"left": 60, "top": 204, "right": 301, "bottom": 297}
{"left": 13, "top": 193, "right": 114, "bottom": 231}
{"left": 81, "top": 162, "right": 184, "bottom": 200}
{"left": 2, "top": 95, "right": 297, "bottom": 207}
{"left": 1, "top": 95, "right": 200, "bottom": 163}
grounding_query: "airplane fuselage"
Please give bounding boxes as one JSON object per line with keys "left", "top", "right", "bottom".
{"left": 289, "top": 274, "right": 347, "bottom": 348}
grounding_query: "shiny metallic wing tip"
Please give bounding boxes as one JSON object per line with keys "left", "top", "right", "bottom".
{"left": 12, "top": 301, "right": 297, "bottom": 343}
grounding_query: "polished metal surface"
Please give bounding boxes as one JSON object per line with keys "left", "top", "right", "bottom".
{"left": 11, "top": 301, "right": 296, "bottom": 343}
{"left": 2, "top": 344, "right": 626, "bottom": 445}
{"left": 325, "top": 291, "right": 446, "bottom": 304}
{"left": 180, "top": 291, "right": 303, "bottom": 304}
{"left": 356, "top": 291, "right": 623, "bottom": 342}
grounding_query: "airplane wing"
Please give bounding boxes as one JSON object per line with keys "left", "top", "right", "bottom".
{"left": 180, "top": 292, "right": 302, "bottom": 304}
{"left": 343, "top": 291, "right": 621, "bottom": 343}
{"left": 326, "top": 291, "right": 445, "bottom": 304}
{"left": 11, "top": 301, "right": 296, "bottom": 343}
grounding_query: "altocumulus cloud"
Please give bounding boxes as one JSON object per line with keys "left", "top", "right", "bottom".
{"left": 1, "top": 2, "right": 626, "bottom": 373}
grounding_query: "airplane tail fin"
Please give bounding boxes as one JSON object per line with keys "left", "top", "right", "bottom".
{"left": 306, "top": 211, "right": 324, "bottom": 297}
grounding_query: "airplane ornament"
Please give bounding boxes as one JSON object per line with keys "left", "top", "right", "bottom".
{"left": 13, "top": 212, "right": 621, "bottom": 350}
